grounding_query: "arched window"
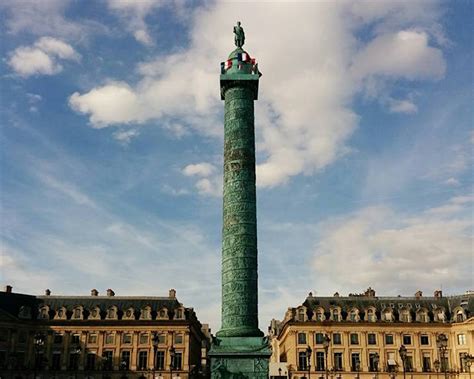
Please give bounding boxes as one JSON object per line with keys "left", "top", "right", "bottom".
{"left": 297, "top": 308, "right": 306, "bottom": 322}
{"left": 331, "top": 308, "right": 341, "bottom": 321}
{"left": 55, "top": 307, "right": 67, "bottom": 320}
{"left": 89, "top": 306, "right": 101, "bottom": 320}
{"left": 456, "top": 311, "right": 465, "bottom": 322}
{"left": 315, "top": 308, "right": 325, "bottom": 321}
{"left": 158, "top": 308, "right": 168, "bottom": 320}
{"left": 106, "top": 306, "right": 117, "bottom": 320}
{"left": 416, "top": 309, "right": 428, "bottom": 323}
{"left": 72, "top": 306, "right": 83, "bottom": 320}
{"left": 383, "top": 308, "right": 393, "bottom": 322}
{"left": 349, "top": 308, "right": 359, "bottom": 322}
{"left": 140, "top": 306, "right": 152, "bottom": 320}
{"left": 38, "top": 306, "right": 49, "bottom": 320}
{"left": 124, "top": 308, "right": 135, "bottom": 320}
{"left": 400, "top": 309, "right": 411, "bottom": 322}
{"left": 367, "top": 308, "right": 376, "bottom": 322}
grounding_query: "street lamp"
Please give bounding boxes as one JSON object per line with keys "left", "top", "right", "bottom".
{"left": 152, "top": 333, "right": 159, "bottom": 379}
{"left": 33, "top": 333, "right": 45, "bottom": 379}
{"left": 307, "top": 346, "right": 312, "bottom": 379}
{"left": 399, "top": 345, "right": 407, "bottom": 379}
{"left": 169, "top": 346, "right": 176, "bottom": 379}
{"left": 437, "top": 334, "right": 449, "bottom": 379}
{"left": 279, "top": 367, "right": 283, "bottom": 378}
{"left": 323, "top": 334, "right": 331, "bottom": 379}
{"left": 355, "top": 358, "right": 361, "bottom": 379}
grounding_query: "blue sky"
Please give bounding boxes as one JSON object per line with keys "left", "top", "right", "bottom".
{"left": 1, "top": 0, "right": 472, "bottom": 331}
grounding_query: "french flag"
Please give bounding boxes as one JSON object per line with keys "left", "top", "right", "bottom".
{"left": 221, "top": 59, "right": 233, "bottom": 73}
{"left": 237, "top": 52, "right": 250, "bottom": 62}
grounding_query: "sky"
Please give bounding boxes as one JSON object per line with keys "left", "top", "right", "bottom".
{"left": 0, "top": 0, "right": 472, "bottom": 332}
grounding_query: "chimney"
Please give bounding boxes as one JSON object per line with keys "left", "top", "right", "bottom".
{"left": 169, "top": 289, "right": 176, "bottom": 298}
{"left": 434, "top": 290, "right": 443, "bottom": 298}
{"left": 45, "top": 289, "right": 51, "bottom": 296}
{"left": 106, "top": 289, "right": 115, "bottom": 297}
{"left": 4, "top": 285, "right": 12, "bottom": 293}
{"left": 91, "top": 289, "right": 99, "bottom": 296}
{"left": 415, "top": 290, "right": 423, "bottom": 299}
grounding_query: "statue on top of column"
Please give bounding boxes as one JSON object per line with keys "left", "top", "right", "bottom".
{"left": 234, "top": 21, "right": 245, "bottom": 48}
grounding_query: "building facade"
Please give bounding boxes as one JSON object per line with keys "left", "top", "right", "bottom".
{"left": 0, "top": 286, "right": 210, "bottom": 379}
{"left": 269, "top": 289, "right": 473, "bottom": 379}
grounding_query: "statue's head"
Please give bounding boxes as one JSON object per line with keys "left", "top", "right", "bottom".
{"left": 237, "top": 21, "right": 241, "bottom": 26}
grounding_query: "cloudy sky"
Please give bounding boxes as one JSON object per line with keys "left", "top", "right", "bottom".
{"left": 1, "top": 0, "right": 472, "bottom": 331}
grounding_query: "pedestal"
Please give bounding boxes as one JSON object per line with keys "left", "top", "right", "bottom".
{"left": 209, "top": 337, "right": 271, "bottom": 379}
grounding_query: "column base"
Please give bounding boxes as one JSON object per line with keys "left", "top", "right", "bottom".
{"left": 209, "top": 336, "right": 271, "bottom": 379}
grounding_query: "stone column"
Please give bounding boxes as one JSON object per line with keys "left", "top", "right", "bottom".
{"left": 209, "top": 22, "right": 271, "bottom": 379}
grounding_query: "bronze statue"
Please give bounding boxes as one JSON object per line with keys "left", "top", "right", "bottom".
{"left": 233, "top": 21, "right": 245, "bottom": 48}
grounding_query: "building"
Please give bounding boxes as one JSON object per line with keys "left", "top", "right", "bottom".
{"left": 268, "top": 288, "right": 473, "bottom": 379}
{"left": 0, "top": 286, "right": 210, "bottom": 379}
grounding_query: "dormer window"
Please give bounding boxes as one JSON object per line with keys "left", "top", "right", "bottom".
{"left": 332, "top": 309, "right": 340, "bottom": 321}
{"left": 140, "top": 307, "right": 151, "bottom": 320}
{"left": 175, "top": 308, "right": 184, "bottom": 319}
{"left": 124, "top": 308, "right": 135, "bottom": 320}
{"left": 400, "top": 309, "right": 411, "bottom": 322}
{"left": 158, "top": 308, "right": 168, "bottom": 320}
{"left": 38, "top": 306, "right": 49, "bottom": 320}
{"left": 456, "top": 310, "right": 465, "bottom": 322}
{"left": 383, "top": 309, "right": 393, "bottom": 322}
{"left": 297, "top": 308, "right": 306, "bottom": 322}
{"left": 367, "top": 308, "right": 376, "bottom": 322}
{"left": 55, "top": 307, "right": 67, "bottom": 320}
{"left": 106, "top": 307, "right": 117, "bottom": 320}
{"left": 89, "top": 307, "right": 101, "bottom": 320}
{"left": 72, "top": 307, "right": 82, "bottom": 320}
{"left": 349, "top": 309, "right": 359, "bottom": 322}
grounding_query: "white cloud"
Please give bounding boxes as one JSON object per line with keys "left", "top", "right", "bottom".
{"left": 351, "top": 30, "right": 446, "bottom": 81}
{"left": 444, "top": 177, "right": 460, "bottom": 187}
{"left": 107, "top": 0, "right": 164, "bottom": 46}
{"left": 8, "top": 37, "right": 80, "bottom": 77}
{"left": 312, "top": 196, "right": 472, "bottom": 294}
{"left": 69, "top": 2, "right": 447, "bottom": 187}
{"left": 182, "top": 163, "right": 221, "bottom": 197}
{"left": 387, "top": 98, "right": 418, "bottom": 114}
{"left": 112, "top": 129, "right": 140, "bottom": 145}
{"left": 182, "top": 163, "right": 216, "bottom": 177}
{"left": 0, "top": 0, "right": 107, "bottom": 40}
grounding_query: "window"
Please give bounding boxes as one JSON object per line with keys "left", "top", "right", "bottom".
{"left": 18, "top": 331, "right": 27, "bottom": 344}
{"left": 332, "top": 309, "right": 339, "bottom": 321}
{"left": 385, "top": 334, "right": 394, "bottom": 345}
{"left": 401, "top": 311, "right": 409, "bottom": 322}
{"left": 176, "top": 309, "right": 183, "bottom": 319}
{"left": 369, "top": 353, "right": 379, "bottom": 372}
{"left": 138, "top": 351, "right": 148, "bottom": 370}
{"left": 299, "top": 351, "right": 308, "bottom": 370}
{"left": 456, "top": 312, "right": 464, "bottom": 322}
{"left": 120, "top": 351, "right": 130, "bottom": 370}
{"left": 384, "top": 310, "right": 393, "bottom": 321}
{"left": 102, "top": 351, "right": 113, "bottom": 370}
{"left": 441, "top": 357, "right": 449, "bottom": 371}
{"left": 298, "top": 332, "right": 307, "bottom": 345}
{"left": 140, "top": 333, "right": 149, "bottom": 345}
{"left": 159, "top": 309, "right": 167, "bottom": 319}
{"left": 69, "top": 352, "right": 79, "bottom": 370}
{"left": 71, "top": 334, "right": 80, "bottom": 344}
{"left": 316, "top": 352, "right": 325, "bottom": 371}
{"left": 316, "top": 311, "right": 324, "bottom": 321}
{"left": 173, "top": 352, "right": 182, "bottom": 370}
{"left": 422, "top": 355, "right": 431, "bottom": 372}
{"left": 334, "top": 352, "right": 343, "bottom": 371}
{"left": 367, "top": 309, "right": 375, "bottom": 322}
{"left": 158, "top": 333, "right": 166, "bottom": 344}
{"left": 86, "top": 353, "right": 96, "bottom": 370}
{"left": 420, "top": 335, "right": 429, "bottom": 345}
{"left": 156, "top": 351, "right": 165, "bottom": 370}
{"left": 405, "top": 356, "right": 413, "bottom": 372}
{"left": 418, "top": 312, "right": 428, "bottom": 322}
{"left": 351, "top": 353, "right": 360, "bottom": 371}
{"left": 298, "top": 309, "right": 306, "bottom": 322}
{"left": 51, "top": 352, "right": 61, "bottom": 370}
{"left": 125, "top": 308, "right": 134, "bottom": 319}
{"left": 105, "top": 333, "right": 115, "bottom": 345}
{"left": 73, "top": 308, "right": 81, "bottom": 319}
{"left": 107, "top": 308, "right": 116, "bottom": 319}
{"left": 88, "top": 334, "right": 98, "bottom": 344}
{"left": 54, "top": 334, "right": 63, "bottom": 344}
{"left": 332, "top": 333, "right": 342, "bottom": 345}
{"left": 403, "top": 335, "right": 412, "bottom": 345}
{"left": 350, "top": 311, "right": 358, "bottom": 322}
{"left": 350, "top": 333, "right": 359, "bottom": 345}
{"left": 0, "top": 351, "right": 5, "bottom": 368}
{"left": 174, "top": 333, "right": 183, "bottom": 344}
{"left": 368, "top": 333, "right": 376, "bottom": 345}
{"left": 123, "top": 333, "right": 132, "bottom": 344}
{"left": 457, "top": 334, "right": 466, "bottom": 345}
{"left": 315, "top": 333, "right": 324, "bottom": 344}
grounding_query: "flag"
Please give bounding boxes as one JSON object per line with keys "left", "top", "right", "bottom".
{"left": 237, "top": 52, "right": 250, "bottom": 62}
{"left": 221, "top": 59, "right": 233, "bottom": 73}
